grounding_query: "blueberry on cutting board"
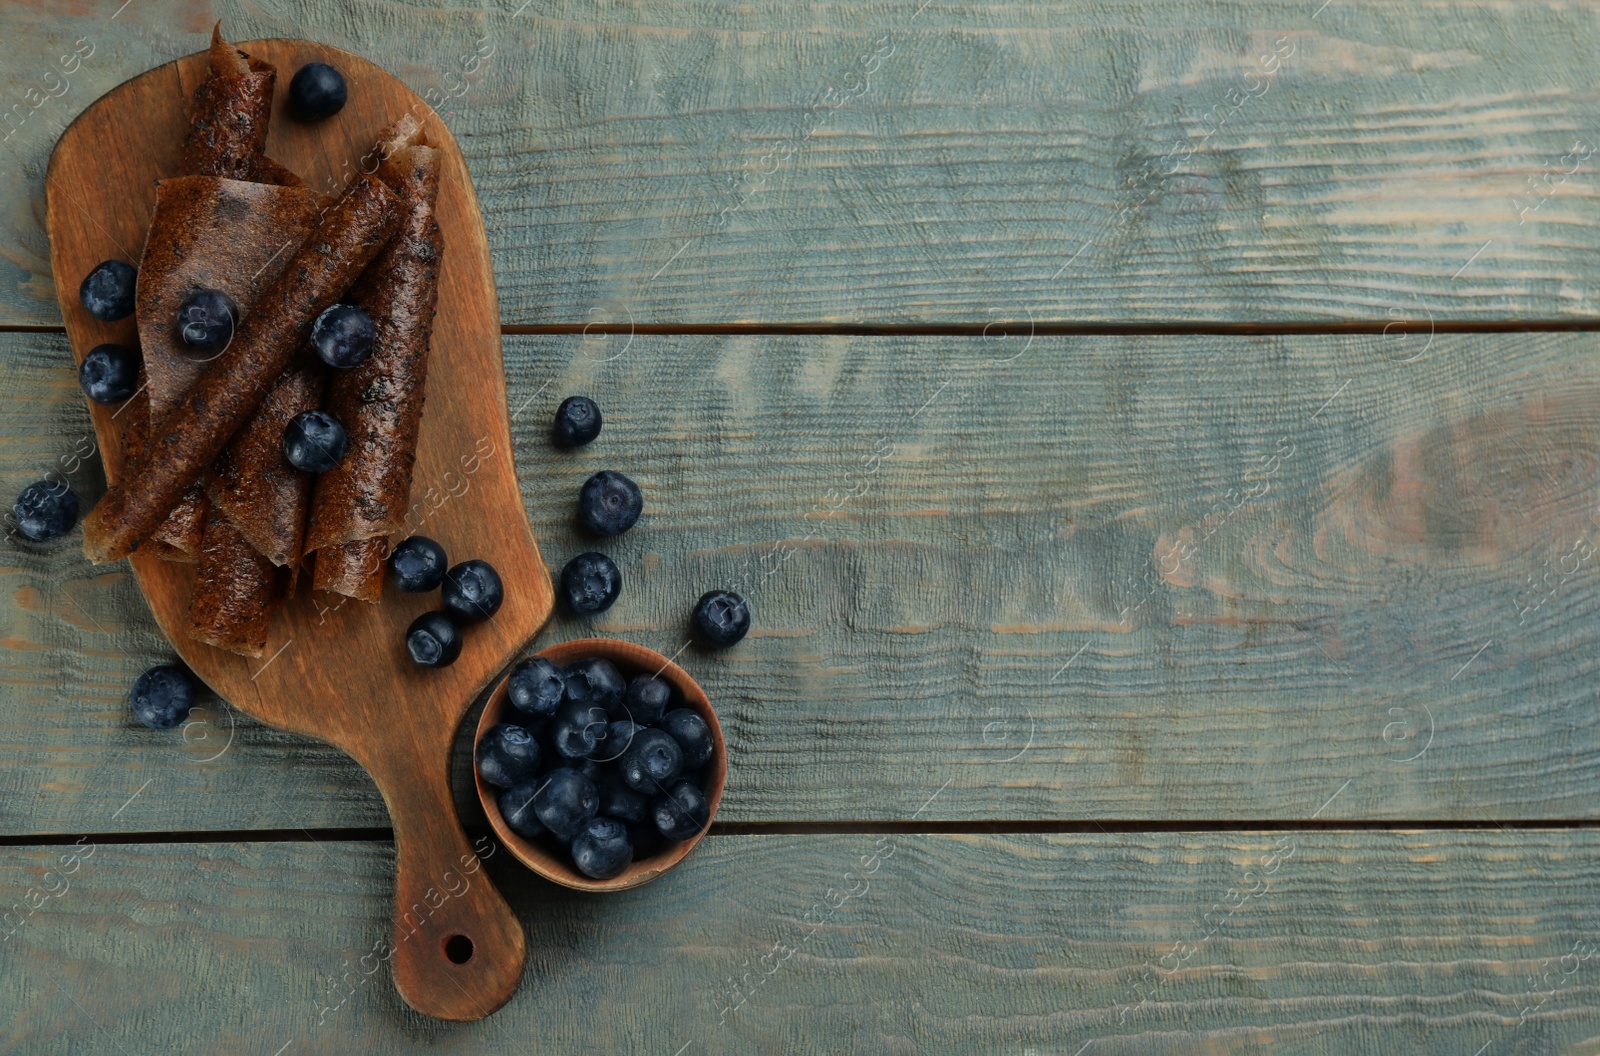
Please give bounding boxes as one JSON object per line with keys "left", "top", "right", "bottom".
{"left": 78, "top": 343, "right": 140, "bottom": 404}
{"left": 289, "top": 62, "right": 348, "bottom": 120}
{"left": 79, "top": 260, "right": 136, "bottom": 321}
{"left": 442, "top": 559, "right": 504, "bottom": 621}
{"left": 405, "top": 611, "right": 462, "bottom": 668}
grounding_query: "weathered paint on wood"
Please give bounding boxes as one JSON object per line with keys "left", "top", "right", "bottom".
{"left": 7, "top": 330, "right": 1600, "bottom": 831}
{"left": 7, "top": 1, "right": 1600, "bottom": 326}
{"left": 5, "top": 831, "right": 1600, "bottom": 1053}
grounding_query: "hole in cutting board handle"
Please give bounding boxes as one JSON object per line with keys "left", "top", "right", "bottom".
{"left": 443, "top": 934, "right": 474, "bottom": 965}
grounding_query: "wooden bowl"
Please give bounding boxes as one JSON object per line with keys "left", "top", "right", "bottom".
{"left": 473, "top": 638, "right": 726, "bottom": 891}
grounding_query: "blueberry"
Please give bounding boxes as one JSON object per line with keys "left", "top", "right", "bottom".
{"left": 652, "top": 780, "right": 711, "bottom": 841}
{"left": 442, "top": 559, "right": 503, "bottom": 622}
{"left": 620, "top": 728, "right": 683, "bottom": 794}
{"left": 598, "top": 719, "right": 640, "bottom": 762}
{"left": 12, "top": 480, "right": 78, "bottom": 542}
{"left": 559, "top": 551, "right": 620, "bottom": 616}
{"left": 630, "top": 820, "right": 667, "bottom": 860}
{"left": 288, "top": 61, "right": 348, "bottom": 121}
{"left": 622, "top": 674, "right": 672, "bottom": 726}
{"left": 507, "top": 656, "right": 566, "bottom": 719}
{"left": 598, "top": 769, "right": 648, "bottom": 824}
{"left": 177, "top": 287, "right": 238, "bottom": 353}
{"left": 387, "top": 535, "right": 447, "bottom": 592}
{"left": 281, "top": 410, "right": 348, "bottom": 473}
{"left": 578, "top": 470, "right": 642, "bottom": 536}
{"left": 309, "top": 303, "right": 374, "bottom": 369}
{"left": 575, "top": 757, "right": 605, "bottom": 785}
{"left": 78, "top": 343, "right": 140, "bottom": 404}
{"left": 498, "top": 781, "right": 546, "bottom": 840}
{"left": 552, "top": 701, "right": 610, "bottom": 760}
{"left": 692, "top": 590, "right": 750, "bottom": 647}
{"left": 129, "top": 663, "right": 196, "bottom": 730}
{"left": 405, "top": 611, "right": 462, "bottom": 668}
{"left": 476, "top": 723, "right": 541, "bottom": 788}
{"left": 79, "top": 260, "right": 136, "bottom": 321}
{"left": 532, "top": 767, "right": 599, "bottom": 839}
{"left": 661, "top": 708, "right": 714, "bottom": 770}
{"left": 563, "top": 657, "right": 625, "bottom": 711}
{"left": 553, "top": 396, "right": 602, "bottom": 448}
{"left": 571, "top": 816, "right": 632, "bottom": 879}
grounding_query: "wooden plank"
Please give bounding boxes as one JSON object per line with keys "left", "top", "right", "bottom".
{"left": 7, "top": 0, "right": 1600, "bottom": 326}
{"left": 7, "top": 329, "right": 1600, "bottom": 832}
{"left": 5, "top": 831, "right": 1600, "bottom": 1052}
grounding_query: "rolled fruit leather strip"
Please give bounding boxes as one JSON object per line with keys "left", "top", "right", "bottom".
{"left": 141, "top": 26, "right": 311, "bottom": 557}
{"left": 83, "top": 174, "right": 402, "bottom": 565}
{"left": 189, "top": 505, "right": 276, "bottom": 658}
{"left": 308, "top": 116, "right": 443, "bottom": 602}
{"left": 114, "top": 381, "right": 193, "bottom": 563}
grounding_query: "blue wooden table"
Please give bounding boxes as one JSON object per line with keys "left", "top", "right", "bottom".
{"left": 4, "top": 1, "right": 1600, "bottom": 1051}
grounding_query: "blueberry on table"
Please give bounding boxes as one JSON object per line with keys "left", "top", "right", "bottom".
{"left": 598, "top": 769, "right": 648, "bottom": 824}
{"left": 176, "top": 287, "right": 239, "bottom": 354}
{"left": 129, "top": 664, "right": 196, "bottom": 730}
{"left": 552, "top": 701, "right": 610, "bottom": 760}
{"left": 309, "top": 303, "right": 375, "bottom": 369}
{"left": 283, "top": 410, "right": 348, "bottom": 473}
{"left": 563, "top": 657, "right": 625, "bottom": 711}
{"left": 476, "top": 723, "right": 541, "bottom": 788}
{"left": 623, "top": 674, "right": 672, "bottom": 726}
{"left": 79, "top": 260, "right": 136, "bottom": 321}
{"left": 12, "top": 480, "right": 79, "bottom": 542}
{"left": 507, "top": 656, "right": 565, "bottom": 719}
{"left": 692, "top": 589, "right": 750, "bottom": 647}
{"left": 442, "top": 559, "right": 504, "bottom": 622}
{"left": 661, "top": 708, "right": 714, "bottom": 770}
{"left": 571, "top": 816, "right": 632, "bottom": 879}
{"left": 78, "top": 343, "right": 140, "bottom": 404}
{"left": 405, "top": 611, "right": 462, "bottom": 668}
{"left": 553, "top": 395, "right": 602, "bottom": 448}
{"left": 577, "top": 470, "right": 642, "bottom": 536}
{"left": 498, "top": 781, "right": 546, "bottom": 840}
{"left": 652, "top": 780, "right": 711, "bottom": 841}
{"left": 533, "top": 767, "right": 599, "bottom": 839}
{"left": 559, "top": 551, "right": 621, "bottom": 616}
{"left": 620, "top": 728, "right": 684, "bottom": 794}
{"left": 387, "top": 535, "right": 448, "bottom": 592}
{"left": 288, "top": 61, "right": 348, "bottom": 120}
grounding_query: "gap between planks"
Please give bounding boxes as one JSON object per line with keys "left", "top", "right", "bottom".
{"left": 9, "top": 818, "right": 1600, "bottom": 848}
{"left": 7, "top": 321, "right": 1600, "bottom": 337}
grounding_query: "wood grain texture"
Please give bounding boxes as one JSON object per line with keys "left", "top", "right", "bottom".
{"left": 8, "top": 0, "right": 1600, "bottom": 326}
{"left": 41, "top": 39, "right": 555, "bottom": 1020}
{"left": 5, "top": 831, "right": 1600, "bottom": 1053}
{"left": 7, "top": 329, "right": 1600, "bottom": 830}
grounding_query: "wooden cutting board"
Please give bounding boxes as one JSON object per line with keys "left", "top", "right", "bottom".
{"left": 45, "top": 39, "right": 553, "bottom": 1021}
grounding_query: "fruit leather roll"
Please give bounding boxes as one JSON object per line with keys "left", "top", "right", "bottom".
{"left": 306, "top": 117, "right": 443, "bottom": 601}
{"left": 140, "top": 27, "right": 312, "bottom": 560}
{"left": 115, "top": 382, "right": 196, "bottom": 564}
{"left": 179, "top": 24, "right": 302, "bottom": 185}
{"left": 83, "top": 175, "right": 401, "bottom": 565}
{"left": 189, "top": 505, "right": 276, "bottom": 658}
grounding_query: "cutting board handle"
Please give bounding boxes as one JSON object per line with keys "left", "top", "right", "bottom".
{"left": 366, "top": 743, "right": 527, "bottom": 1020}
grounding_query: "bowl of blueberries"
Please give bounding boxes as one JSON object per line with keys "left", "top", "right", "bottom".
{"left": 473, "top": 638, "right": 725, "bottom": 891}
